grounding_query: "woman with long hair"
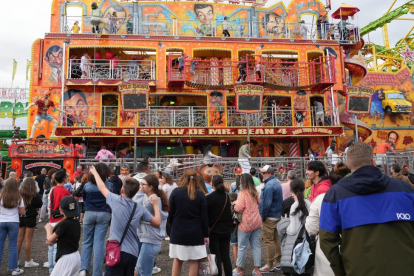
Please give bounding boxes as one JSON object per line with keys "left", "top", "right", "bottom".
{"left": 161, "top": 173, "right": 177, "bottom": 200}
{"left": 17, "top": 178, "right": 43, "bottom": 268}
{"left": 233, "top": 174, "right": 262, "bottom": 276}
{"left": 206, "top": 175, "right": 232, "bottom": 276}
{"left": 203, "top": 144, "right": 221, "bottom": 165}
{"left": 277, "top": 178, "right": 311, "bottom": 276}
{"left": 79, "top": 163, "right": 113, "bottom": 276}
{"left": 135, "top": 174, "right": 169, "bottom": 276}
{"left": 169, "top": 169, "right": 209, "bottom": 276}
{"left": 305, "top": 162, "right": 350, "bottom": 276}
{"left": 197, "top": 173, "right": 209, "bottom": 195}
{"left": 0, "top": 178, "right": 25, "bottom": 275}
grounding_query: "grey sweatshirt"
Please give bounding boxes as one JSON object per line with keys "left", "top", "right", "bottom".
{"left": 134, "top": 191, "right": 168, "bottom": 245}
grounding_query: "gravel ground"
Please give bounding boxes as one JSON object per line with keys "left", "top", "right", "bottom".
{"left": 0, "top": 221, "right": 284, "bottom": 276}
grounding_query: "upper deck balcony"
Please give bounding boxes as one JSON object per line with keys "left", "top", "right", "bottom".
{"left": 168, "top": 54, "right": 336, "bottom": 92}
{"left": 60, "top": 15, "right": 360, "bottom": 44}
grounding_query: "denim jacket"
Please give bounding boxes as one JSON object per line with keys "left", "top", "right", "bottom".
{"left": 259, "top": 176, "right": 283, "bottom": 221}
{"left": 83, "top": 181, "right": 113, "bottom": 212}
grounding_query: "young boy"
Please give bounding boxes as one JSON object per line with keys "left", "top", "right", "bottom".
{"left": 89, "top": 166, "right": 161, "bottom": 275}
{"left": 45, "top": 196, "right": 81, "bottom": 276}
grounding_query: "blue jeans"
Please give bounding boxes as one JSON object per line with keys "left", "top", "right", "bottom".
{"left": 40, "top": 192, "right": 49, "bottom": 219}
{"left": 237, "top": 228, "right": 261, "bottom": 268}
{"left": 80, "top": 211, "right": 111, "bottom": 276}
{"left": 0, "top": 222, "right": 19, "bottom": 270}
{"left": 137, "top": 243, "right": 161, "bottom": 276}
{"left": 48, "top": 243, "right": 57, "bottom": 273}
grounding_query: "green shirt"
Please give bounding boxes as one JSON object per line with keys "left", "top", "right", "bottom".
{"left": 252, "top": 176, "right": 261, "bottom": 187}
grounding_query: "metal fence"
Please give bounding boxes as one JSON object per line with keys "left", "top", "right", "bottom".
{"left": 60, "top": 16, "right": 360, "bottom": 44}
{"left": 78, "top": 153, "right": 413, "bottom": 182}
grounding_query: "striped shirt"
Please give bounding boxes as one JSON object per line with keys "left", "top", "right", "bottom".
{"left": 234, "top": 190, "right": 261, "bottom": 233}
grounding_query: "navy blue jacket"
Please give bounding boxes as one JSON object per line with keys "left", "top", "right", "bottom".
{"left": 259, "top": 175, "right": 283, "bottom": 221}
{"left": 320, "top": 165, "right": 414, "bottom": 276}
{"left": 83, "top": 181, "right": 113, "bottom": 212}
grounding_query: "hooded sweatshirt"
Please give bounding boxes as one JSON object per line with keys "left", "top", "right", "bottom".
{"left": 320, "top": 166, "right": 414, "bottom": 276}
{"left": 134, "top": 191, "right": 168, "bottom": 245}
{"left": 309, "top": 177, "right": 332, "bottom": 202}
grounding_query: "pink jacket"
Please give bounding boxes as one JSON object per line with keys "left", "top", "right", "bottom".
{"left": 95, "top": 149, "right": 115, "bottom": 160}
{"left": 234, "top": 190, "right": 262, "bottom": 233}
{"left": 309, "top": 178, "right": 332, "bottom": 202}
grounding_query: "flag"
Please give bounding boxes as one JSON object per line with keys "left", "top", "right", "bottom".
{"left": 12, "top": 60, "right": 17, "bottom": 81}
{"left": 26, "top": 60, "right": 31, "bottom": 81}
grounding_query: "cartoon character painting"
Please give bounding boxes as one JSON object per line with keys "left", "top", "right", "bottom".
{"left": 63, "top": 89, "right": 90, "bottom": 127}
{"left": 209, "top": 90, "right": 225, "bottom": 126}
{"left": 45, "top": 45, "right": 63, "bottom": 85}
{"left": 262, "top": 12, "right": 285, "bottom": 38}
{"left": 102, "top": 4, "right": 127, "bottom": 34}
{"left": 194, "top": 4, "right": 214, "bottom": 36}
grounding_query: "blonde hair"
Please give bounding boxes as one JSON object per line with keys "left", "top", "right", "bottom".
{"left": 347, "top": 142, "right": 373, "bottom": 170}
{"left": 180, "top": 169, "right": 199, "bottom": 200}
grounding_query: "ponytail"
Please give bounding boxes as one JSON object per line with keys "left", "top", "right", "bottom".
{"left": 290, "top": 178, "right": 309, "bottom": 221}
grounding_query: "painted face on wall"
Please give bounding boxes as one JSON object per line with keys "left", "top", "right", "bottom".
{"left": 265, "top": 13, "right": 285, "bottom": 35}
{"left": 102, "top": 5, "right": 127, "bottom": 33}
{"left": 63, "top": 90, "right": 90, "bottom": 125}
{"left": 46, "top": 48, "right": 63, "bottom": 69}
{"left": 388, "top": 132, "right": 398, "bottom": 144}
{"left": 195, "top": 6, "right": 214, "bottom": 25}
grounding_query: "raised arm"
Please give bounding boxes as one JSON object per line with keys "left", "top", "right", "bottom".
{"left": 24, "top": 102, "right": 36, "bottom": 111}
{"left": 89, "top": 165, "right": 110, "bottom": 198}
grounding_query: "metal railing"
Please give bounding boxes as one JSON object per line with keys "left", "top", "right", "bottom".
{"left": 60, "top": 105, "right": 338, "bottom": 128}
{"left": 139, "top": 106, "right": 208, "bottom": 127}
{"left": 60, "top": 16, "right": 360, "bottom": 44}
{"left": 227, "top": 106, "right": 338, "bottom": 127}
{"left": 78, "top": 152, "right": 410, "bottom": 182}
{"left": 171, "top": 55, "right": 336, "bottom": 89}
{"left": 68, "top": 59, "right": 155, "bottom": 80}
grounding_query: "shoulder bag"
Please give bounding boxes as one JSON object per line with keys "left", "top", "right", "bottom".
{"left": 105, "top": 202, "right": 137, "bottom": 267}
{"left": 50, "top": 189, "right": 63, "bottom": 219}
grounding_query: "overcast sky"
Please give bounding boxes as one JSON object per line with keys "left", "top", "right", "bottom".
{"left": 0, "top": 0, "right": 412, "bottom": 128}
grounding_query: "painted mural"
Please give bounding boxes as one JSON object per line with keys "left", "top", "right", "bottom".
{"left": 44, "top": 45, "right": 63, "bottom": 86}
{"left": 50, "top": 0, "right": 327, "bottom": 37}
{"left": 208, "top": 90, "right": 226, "bottom": 127}
{"left": 339, "top": 68, "right": 414, "bottom": 152}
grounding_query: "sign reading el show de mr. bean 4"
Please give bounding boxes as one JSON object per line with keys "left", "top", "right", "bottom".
{"left": 57, "top": 127, "right": 343, "bottom": 137}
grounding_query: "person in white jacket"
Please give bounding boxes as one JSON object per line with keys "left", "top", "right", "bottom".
{"left": 305, "top": 162, "right": 350, "bottom": 276}
{"left": 304, "top": 194, "right": 334, "bottom": 276}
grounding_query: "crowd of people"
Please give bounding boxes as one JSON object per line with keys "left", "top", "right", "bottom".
{"left": 0, "top": 142, "right": 413, "bottom": 276}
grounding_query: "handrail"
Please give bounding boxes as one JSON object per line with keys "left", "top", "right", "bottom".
{"left": 60, "top": 15, "right": 360, "bottom": 43}
{"left": 60, "top": 105, "right": 339, "bottom": 128}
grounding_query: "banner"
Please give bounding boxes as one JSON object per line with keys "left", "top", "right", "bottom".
{"left": 57, "top": 126, "right": 344, "bottom": 137}
{"left": 12, "top": 60, "right": 17, "bottom": 81}
{"left": 0, "top": 88, "right": 28, "bottom": 100}
{"left": 9, "top": 143, "right": 84, "bottom": 158}
{"left": 0, "top": 101, "right": 28, "bottom": 118}
{"left": 26, "top": 60, "right": 31, "bottom": 81}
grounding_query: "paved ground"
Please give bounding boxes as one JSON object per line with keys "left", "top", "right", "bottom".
{"left": 0, "top": 221, "right": 284, "bottom": 275}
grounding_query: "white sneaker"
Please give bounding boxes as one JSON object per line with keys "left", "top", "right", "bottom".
{"left": 152, "top": 266, "right": 161, "bottom": 275}
{"left": 12, "top": 268, "right": 24, "bottom": 275}
{"left": 38, "top": 218, "right": 42, "bottom": 223}
{"left": 79, "top": 270, "right": 87, "bottom": 276}
{"left": 25, "top": 259, "right": 39, "bottom": 267}
{"left": 165, "top": 237, "right": 170, "bottom": 241}
{"left": 43, "top": 262, "right": 49, "bottom": 268}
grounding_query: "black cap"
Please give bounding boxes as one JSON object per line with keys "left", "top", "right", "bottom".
{"left": 60, "top": 196, "right": 78, "bottom": 218}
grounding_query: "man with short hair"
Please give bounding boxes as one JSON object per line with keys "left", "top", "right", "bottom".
{"left": 25, "top": 171, "right": 40, "bottom": 193}
{"left": 73, "top": 166, "right": 85, "bottom": 180}
{"left": 35, "top": 168, "right": 47, "bottom": 196}
{"left": 258, "top": 165, "right": 283, "bottom": 273}
{"left": 8, "top": 171, "right": 17, "bottom": 180}
{"left": 390, "top": 163, "right": 414, "bottom": 188}
{"left": 281, "top": 171, "right": 295, "bottom": 200}
{"left": 320, "top": 142, "right": 414, "bottom": 276}
{"left": 306, "top": 161, "right": 332, "bottom": 202}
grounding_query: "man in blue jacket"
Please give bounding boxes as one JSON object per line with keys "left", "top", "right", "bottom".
{"left": 259, "top": 165, "right": 283, "bottom": 273}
